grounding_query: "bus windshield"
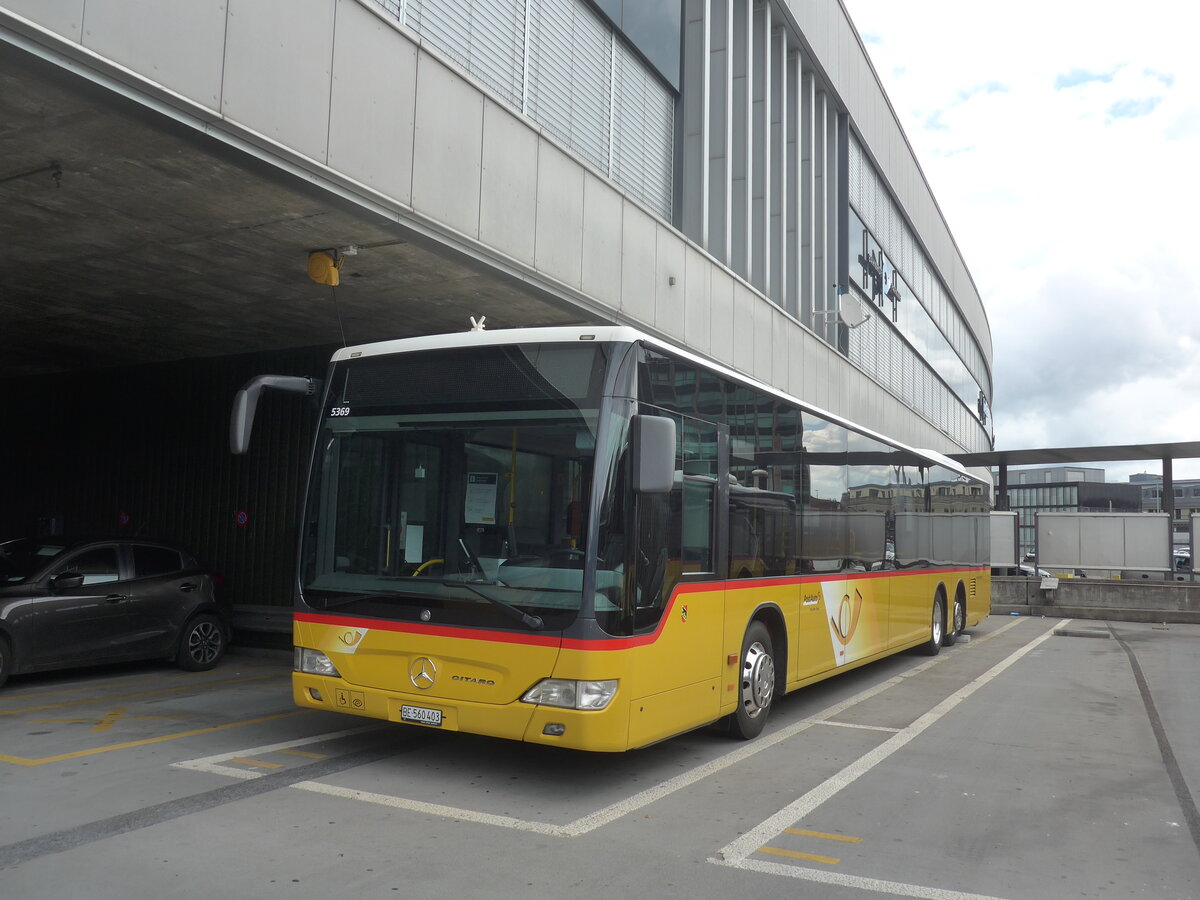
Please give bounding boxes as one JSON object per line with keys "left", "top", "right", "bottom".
{"left": 299, "top": 342, "right": 615, "bottom": 631}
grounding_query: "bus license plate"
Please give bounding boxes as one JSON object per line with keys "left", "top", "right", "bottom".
{"left": 401, "top": 704, "right": 443, "bottom": 727}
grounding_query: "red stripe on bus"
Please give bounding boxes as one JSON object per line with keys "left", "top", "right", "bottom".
{"left": 294, "top": 612, "right": 562, "bottom": 647}
{"left": 296, "top": 566, "right": 988, "bottom": 651}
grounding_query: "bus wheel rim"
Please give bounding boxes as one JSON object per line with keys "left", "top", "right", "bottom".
{"left": 742, "top": 641, "right": 774, "bottom": 718}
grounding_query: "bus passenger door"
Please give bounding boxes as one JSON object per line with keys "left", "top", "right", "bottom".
{"left": 627, "top": 415, "right": 724, "bottom": 746}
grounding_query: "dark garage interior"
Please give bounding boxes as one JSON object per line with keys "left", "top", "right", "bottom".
{"left": 1, "top": 346, "right": 334, "bottom": 621}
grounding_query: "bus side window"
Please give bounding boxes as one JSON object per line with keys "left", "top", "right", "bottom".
{"left": 634, "top": 490, "right": 670, "bottom": 627}
{"left": 680, "top": 418, "right": 717, "bottom": 575}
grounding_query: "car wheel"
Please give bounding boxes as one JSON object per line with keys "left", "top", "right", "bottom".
{"left": 729, "top": 621, "right": 775, "bottom": 740}
{"left": 0, "top": 634, "right": 11, "bottom": 689}
{"left": 177, "top": 614, "right": 226, "bottom": 671}
{"left": 943, "top": 593, "right": 966, "bottom": 647}
{"left": 921, "top": 594, "right": 945, "bottom": 656}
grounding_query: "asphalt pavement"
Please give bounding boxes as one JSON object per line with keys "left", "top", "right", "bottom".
{"left": 0, "top": 615, "right": 1197, "bottom": 899}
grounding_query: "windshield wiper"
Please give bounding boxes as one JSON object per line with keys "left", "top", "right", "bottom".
{"left": 316, "top": 584, "right": 543, "bottom": 631}
{"left": 458, "top": 582, "right": 544, "bottom": 631}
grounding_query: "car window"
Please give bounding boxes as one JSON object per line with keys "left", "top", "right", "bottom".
{"left": 63, "top": 547, "right": 121, "bottom": 585}
{"left": 133, "top": 545, "right": 184, "bottom": 578}
{"left": 0, "top": 539, "right": 68, "bottom": 583}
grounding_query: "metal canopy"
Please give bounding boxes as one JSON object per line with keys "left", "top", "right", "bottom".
{"left": 952, "top": 442, "right": 1200, "bottom": 522}
{"left": 951, "top": 441, "right": 1200, "bottom": 469}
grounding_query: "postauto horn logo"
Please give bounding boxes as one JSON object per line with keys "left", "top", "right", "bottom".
{"left": 831, "top": 589, "right": 864, "bottom": 648}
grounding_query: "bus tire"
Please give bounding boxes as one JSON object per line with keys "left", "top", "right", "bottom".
{"left": 943, "top": 593, "right": 965, "bottom": 647}
{"left": 921, "top": 594, "right": 945, "bottom": 656}
{"left": 729, "top": 621, "right": 775, "bottom": 740}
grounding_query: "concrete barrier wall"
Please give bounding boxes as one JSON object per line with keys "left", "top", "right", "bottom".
{"left": 991, "top": 576, "right": 1200, "bottom": 624}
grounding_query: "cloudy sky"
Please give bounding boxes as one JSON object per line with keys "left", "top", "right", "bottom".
{"left": 841, "top": 1, "right": 1200, "bottom": 480}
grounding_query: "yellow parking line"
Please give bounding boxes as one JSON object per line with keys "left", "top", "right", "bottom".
{"left": 0, "top": 710, "right": 309, "bottom": 766}
{"left": 277, "top": 749, "right": 326, "bottom": 759}
{"left": 758, "top": 846, "right": 841, "bottom": 865}
{"left": 784, "top": 828, "right": 863, "bottom": 844}
{"left": 0, "top": 666, "right": 280, "bottom": 702}
{"left": 0, "top": 673, "right": 288, "bottom": 717}
{"left": 34, "top": 708, "right": 188, "bottom": 733}
{"left": 231, "top": 757, "right": 285, "bottom": 769}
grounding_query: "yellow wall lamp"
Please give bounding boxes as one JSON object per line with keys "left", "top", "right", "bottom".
{"left": 307, "top": 249, "right": 344, "bottom": 286}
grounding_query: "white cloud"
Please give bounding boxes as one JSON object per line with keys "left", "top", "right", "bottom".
{"left": 843, "top": 0, "right": 1200, "bottom": 479}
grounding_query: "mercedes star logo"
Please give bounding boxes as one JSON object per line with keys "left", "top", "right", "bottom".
{"left": 409, "top": 656, "right": 437, "bottom": 690}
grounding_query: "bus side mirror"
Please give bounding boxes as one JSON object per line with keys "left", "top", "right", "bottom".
{"left": 631, "top": 415, "right": 675, "bottom": 494}
{"left": 230, "top": 375, "right": 320, "bottom": 454}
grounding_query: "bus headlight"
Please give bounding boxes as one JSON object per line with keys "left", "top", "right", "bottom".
{"left": 521, "top": 679, "right": 618, "bottom": 710}
{"left": 295, "top": 647, "right": 341, "bottom": 678}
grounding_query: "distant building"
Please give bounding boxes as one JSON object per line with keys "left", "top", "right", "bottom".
{"left": 994, "top": 467, "right": 1141, "bottom": 559}
{"left": 1131, "top": 475, "right": 1200, "bottom": 547}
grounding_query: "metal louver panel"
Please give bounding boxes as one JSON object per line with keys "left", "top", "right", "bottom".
{"left": 527, "top": 0, "right": 612, "bottom": 173}
{"left": 612, "top": 39, "right": 674, "bottom": 219}
{"left": 406, "top": 0, "right": 526, "bottom": 107}
{"left": 372, "top": 0, "right": 676, "bottom": 224}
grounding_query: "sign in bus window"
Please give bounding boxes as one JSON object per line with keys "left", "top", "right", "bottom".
{"left": 465, "top": 473, "right": 499, "bottom": 525}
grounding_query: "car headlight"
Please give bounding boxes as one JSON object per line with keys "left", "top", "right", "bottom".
{"left": 294, "top": 647, "right": 341, "bottom": 678}
{"left": 521, "top": 679, "right": 618, "bottom": 710}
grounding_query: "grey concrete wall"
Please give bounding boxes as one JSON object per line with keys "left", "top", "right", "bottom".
{"left": 0, "top": 0, "right": 980, "bottom": 456}
{"left": 992, "top": 577, "right": 1200, "bottom": 625}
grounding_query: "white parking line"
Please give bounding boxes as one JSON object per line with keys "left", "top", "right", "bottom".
{"left": 724, "top": 858, "right": 1012, "bottom": 900}
{"left": 170, "top": 617, "right": 1035, "bottom": 838}
{"left": 291, "top": 780, "right": 567, "bottom": 835}
{"left": 709, "top": 620, "right": 1067, "bottom": 899}
{"left": 172, "top": 725, "right": 380, "bottom": 780}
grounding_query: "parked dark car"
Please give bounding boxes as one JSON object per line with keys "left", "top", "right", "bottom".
{"left": 0, "top": 537, "right": 230, "bottom": 687}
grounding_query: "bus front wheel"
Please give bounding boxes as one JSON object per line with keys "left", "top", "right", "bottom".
{"left": 729, "top": 621, "right": 775, "bottom": 740}
{"left": 921, "top": 595, "right": 945, "bottom": 656}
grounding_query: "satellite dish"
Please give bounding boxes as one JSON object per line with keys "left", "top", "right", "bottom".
{"left": 838, "top": 293, "right": 870, "bottom": 329}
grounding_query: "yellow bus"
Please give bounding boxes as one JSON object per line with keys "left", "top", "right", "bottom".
{"left": 233, "top": 325, "right": 990, "bottom": 751}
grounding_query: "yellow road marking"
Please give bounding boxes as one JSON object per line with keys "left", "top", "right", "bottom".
{"left": 34, "top": 707, "right": 187, "bottom": 733}
{"left": 758, "top": 846, "right": 840, "bottom": 865}
{"left": 0, "top": 710, "right": 309, "bottom": 766}
{"left": 784, "top": 828, "right": 863, "bottom": 844}
{"left": 0, "top": 672, "right": 287, "bottom": 717}
{"left": 0, "top": 665, "right": 282, "bottom": 703}
{"left": 231, "top": 757, "right": 285, "bottom": 769}
{"left": 277, "top": 749, "right": 327, "bottom": 759}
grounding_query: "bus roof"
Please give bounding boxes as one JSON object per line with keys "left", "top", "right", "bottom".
{"left": 331, "top": 325, "right": 983, "bottom": 485}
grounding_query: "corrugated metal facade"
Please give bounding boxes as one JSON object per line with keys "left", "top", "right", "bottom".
{"left": 0, "top": 346, "right": 335, "bottom": 610}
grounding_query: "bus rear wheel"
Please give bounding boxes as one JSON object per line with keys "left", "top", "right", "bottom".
{"left": 921, "top": 595, "right": 945, "bottom": 656}
{"left": 729, "top": 621, "right": 775, "bottom": 740}
{"left": 943, "top": 593, "right": 966, "bottom": 646}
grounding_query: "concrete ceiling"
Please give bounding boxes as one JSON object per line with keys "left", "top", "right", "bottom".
{"left": 0, "top": 42, "right": 591, "bottom": 379}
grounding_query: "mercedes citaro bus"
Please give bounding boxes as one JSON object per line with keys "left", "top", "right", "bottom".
{"left": 231, "top": 325, "right": 990, "bottom": 751}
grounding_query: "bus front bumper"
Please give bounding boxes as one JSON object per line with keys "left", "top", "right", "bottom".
{"left": 292, "top": 674, "right": 632, "bottom": 752}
